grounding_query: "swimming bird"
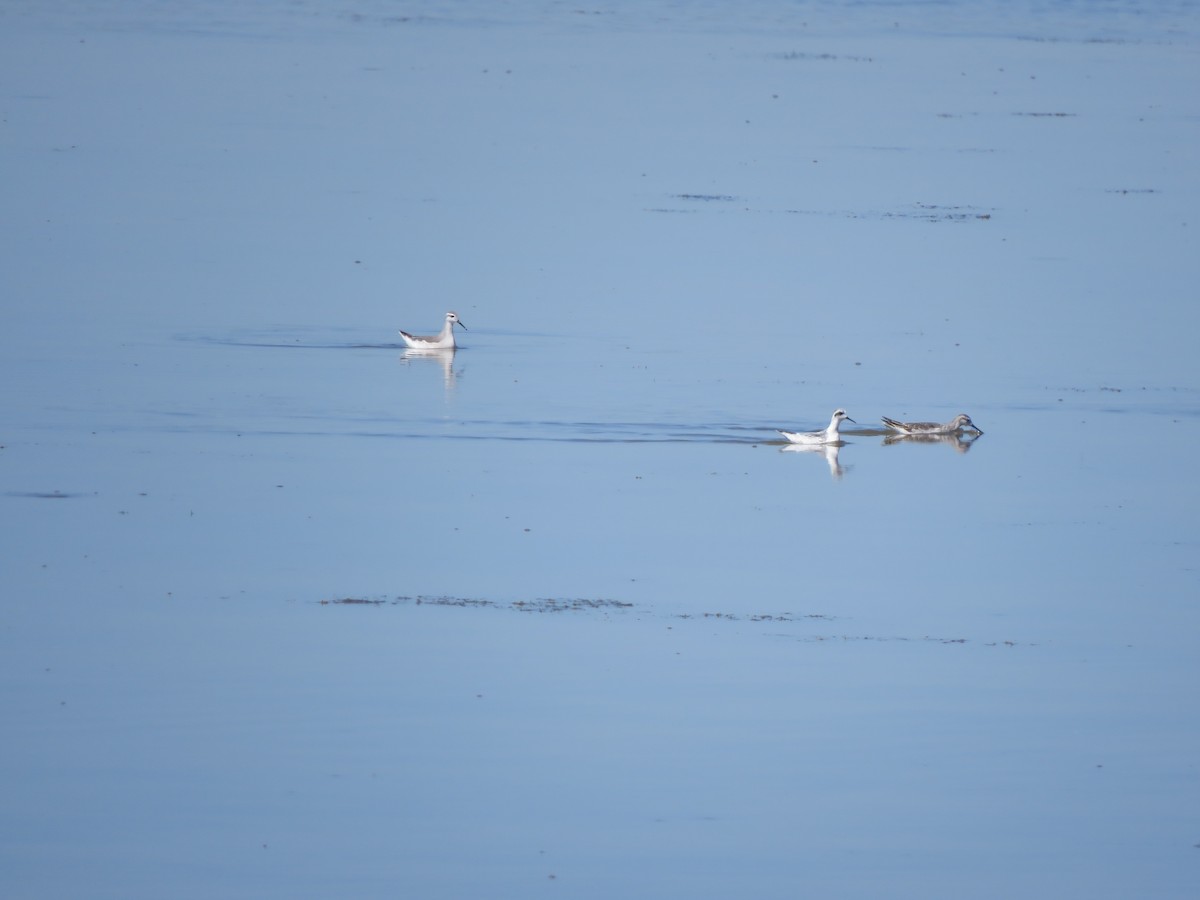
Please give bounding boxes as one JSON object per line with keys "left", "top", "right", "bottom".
{"left": 398, "top": 311, "right": 467, "bottom": 349}
{"left": 778, "top": 409, "right": 855, "bottom": 445}
{"left": 880, "top": 413, "right": 983, "bottom": 435}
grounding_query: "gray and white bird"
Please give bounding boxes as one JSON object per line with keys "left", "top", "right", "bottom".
{"left": 880, "top": 413, "right": 982, "bottom": 435}
{"left": 399, "top": 311, "right": 467, "bottom": 349}
{"left": 778, "top": 409, "right": 855, "bottom": 445}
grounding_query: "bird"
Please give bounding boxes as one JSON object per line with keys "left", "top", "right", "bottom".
{"left": 880, "top": 413, "right": 983, "bottom": 436}
{"left": 778, "top": 409, "right": 855, "bottom": 445}
{"left": 398, "top": 311, "right": 467, "bottom": 349}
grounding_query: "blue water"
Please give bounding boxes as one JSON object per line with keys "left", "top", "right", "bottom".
{"left": 2, "top": 2, "right": 1198, "bottom": 897}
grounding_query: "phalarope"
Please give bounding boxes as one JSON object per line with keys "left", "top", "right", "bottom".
{"left": 880, "top": 413, "right": 983, "bottom": 436}
{"left": 778, "top": 409, "right": 855, "bottom": 445}
{"left": 398, "top": 311, "right": 467, "bottom": 350}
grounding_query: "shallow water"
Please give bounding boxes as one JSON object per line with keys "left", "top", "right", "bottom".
{"left": 3, "top": 2, "right": 1199, "bottom": 897}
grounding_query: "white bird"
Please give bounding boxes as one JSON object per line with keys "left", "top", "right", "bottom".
{"left": 880, "top": 413, "right": 983, "bottom": 435}
{"left": 399, "top": 311, "right": 467, "bottom": 350}
{"left": 778, "top": 409, "right": 855, "bottom": 445}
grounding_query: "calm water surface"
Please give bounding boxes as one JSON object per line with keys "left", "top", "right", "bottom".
{"left": 2, "top": 1, "right": 1198, "bottom": 897}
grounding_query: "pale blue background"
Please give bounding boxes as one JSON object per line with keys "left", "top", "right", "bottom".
{"left": 2, "top": 1, "right": 1198, "bottom": 897}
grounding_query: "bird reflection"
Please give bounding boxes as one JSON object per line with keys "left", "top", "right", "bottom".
{"left": 881, "top": 431, "right": 981, "bottom": 453}
{"left": 400, "top": 347, "right": 459, "bottom": 390}
{"left": 782, "top": 441, "right": 848, "bottom": 480}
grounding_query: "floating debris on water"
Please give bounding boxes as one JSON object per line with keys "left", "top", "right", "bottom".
{"left": 321, "top": 595, "right": 633, "bottom": 613}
